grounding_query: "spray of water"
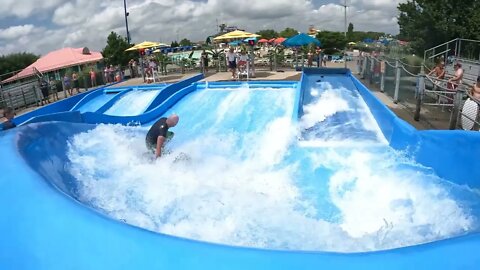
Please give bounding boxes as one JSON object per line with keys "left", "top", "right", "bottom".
{"left": 66, "top": 85, "right": 478, "bottom": 252}
{"left": 300, "top": 82, "right": 387, "bottom": 144}
{"left": 105, "top": 90, "right": 161, "bottom": 116}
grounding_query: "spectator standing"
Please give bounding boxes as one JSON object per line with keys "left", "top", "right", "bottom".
{"left": 39, "top": 78, "right": 50, "bottom": 105}
{"left": 72, "top": 72, "right": 80, "bottom": 94}
{"left": 307, "top": 51, "right": 313, "bottom": 67}
{"left": 49, "top": 78, "right": 59, "bottom": 101}
{"left": 108, "top": 65, "right": 115, "bottom": 83}
{"left": 316, "top": 48, "right": 322, "bottom": 67}
{"left": 201, "top": 50, "right": 209, "bottom": 74}
{"left": 226, "top": 48, "right": 238, "bottom": 79}
{"left": 104, "top": 67, "right": 109, "bottom": 83}
{"left": 64, "top": 74, "right": 72, "bottom": 96}
{"left": 90, "top": 68, "right": 97, "bottom": 87}
{"left": 132, "top": 60, "right": 137, "bottom": 78}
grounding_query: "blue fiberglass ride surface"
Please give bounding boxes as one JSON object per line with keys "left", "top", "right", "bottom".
{"left": 1, "top": 70, "right": 480, "bottom": 269}
{"left": 76, "top": 93, "right": 117, "bottom": 113}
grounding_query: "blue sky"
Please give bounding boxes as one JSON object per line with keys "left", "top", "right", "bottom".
{"left": 0, "top": 0, "right": 405, "bottom": 55}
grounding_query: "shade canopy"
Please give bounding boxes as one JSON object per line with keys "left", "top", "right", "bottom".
{"left": 125, "top": 41, "right": 168, "bottom": 51}
{"left": 2, "top": 47, "right": 103, "bottom": 83}
{"left": 282, "top": 33, "right": 321, "bottom": 47}
{"left": 213, "top": 30, "right": 260, "bottom": 41}
{"left": 258, "top": 39, "right": 269, "bottom": 43}
{"left": 273, "top": 37, "right": 286, "bottom": 44}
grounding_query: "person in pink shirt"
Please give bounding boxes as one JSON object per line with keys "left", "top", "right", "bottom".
{"left": 90, "top": 68, "right": 97, "bottom": 87}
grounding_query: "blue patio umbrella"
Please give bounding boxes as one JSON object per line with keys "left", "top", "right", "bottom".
{"left": 282, "top": 33, "right": 321, "bottom": 69}
{"left": 282, "top": 33, "right": 321, "bottom": 47}
{"left": 228, "top": 40, "right": 242, "bottom": 46}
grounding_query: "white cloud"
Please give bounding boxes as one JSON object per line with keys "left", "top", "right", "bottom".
{"left": 0, "top": 0, "right": 64, "bottom": 18}
{"left": 0, "top": 24, "right": 36, "bottom": 39}
{"left": 0, "top": 0, "right": 405, "bottom": 55}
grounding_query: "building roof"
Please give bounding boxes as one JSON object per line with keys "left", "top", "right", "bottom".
{"left": 2, "top": 47, "right": 103, "bottom": 83}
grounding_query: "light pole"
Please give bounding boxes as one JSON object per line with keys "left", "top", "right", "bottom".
{"left": 123, "top": 0, "right": 131, "bottom": 44}
{"left": 341, "top": 0, "right": 348, "bottom": 68}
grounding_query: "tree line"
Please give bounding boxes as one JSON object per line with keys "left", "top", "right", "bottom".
{"left": 397, "top": 0, "right": 480, "bottom": 55}
{"left": 0, "top": 52, "right": 39, "bottom": 78}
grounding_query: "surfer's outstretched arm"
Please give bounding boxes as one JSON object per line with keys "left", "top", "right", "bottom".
{"left": 155, "top": 136, "right": 166, "bottom": 158}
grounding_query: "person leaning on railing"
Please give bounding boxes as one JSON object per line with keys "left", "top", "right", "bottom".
{"left": 470, "top": 76, "right": 480, "bottom": 101}
{"left": 447, "top": 63, "right": 464, "bottom": 91}
{"left": 427, "top": 61, "right": 446, "bottom": 81}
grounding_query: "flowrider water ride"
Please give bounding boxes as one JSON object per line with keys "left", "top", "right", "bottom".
{"left": 1, "top": 69, "right": 479, "bottom": 269}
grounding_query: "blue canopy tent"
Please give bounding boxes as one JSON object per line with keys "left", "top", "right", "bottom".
{"left": 243, "top": 37, "right": 257, "bottom": 45}
{"left": 282, "top": 33, "right": 321, "bottom": 47}
{"left": 282, "top": 33, "right": 321, "bottom": 69}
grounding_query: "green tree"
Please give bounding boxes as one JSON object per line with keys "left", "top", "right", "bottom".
{"left": 316, "top": 31, "right": 347, "bottom": 54}
{"left": 347, "top": 23, "right": 354, "bottom": 41}
{"left": 397, "top": 0, "right": 480, "bottom": 55}
{"left": 102, "top": 31, "right": 135, "bottom": 67}
{"left": 0, "top": 52, "right": 40, "bottom": 76}
{"left": 179, "top": 38, "right": 192, "bottom": 46}
{"left": 279, "top": 28, "right": 298, "bottom": 38}
{"left": 171, "top": 41, "right": 179, "bottom": 48}
{"left": 256, "top": 29, "right": 279, "bottom": 40}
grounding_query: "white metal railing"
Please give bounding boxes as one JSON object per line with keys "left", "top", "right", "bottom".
{"left": 360, "top": 55, "right": 480, "bottom": 130}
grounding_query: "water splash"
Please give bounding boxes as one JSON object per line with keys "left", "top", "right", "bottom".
{"left": 65, "top": 85, "right": 479, "bottom": 252}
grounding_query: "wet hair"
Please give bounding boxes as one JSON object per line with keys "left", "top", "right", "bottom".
{"left": 3, "top": 107, "right": 14, "bottom": 117}
{"left": 477, "top": 76, "right": 480, "bottom": 82}
{"left": 454, "top": 63, "right": 462, "bottom": 67}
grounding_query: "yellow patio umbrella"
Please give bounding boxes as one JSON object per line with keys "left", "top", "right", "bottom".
{"left": 348, "top": 42, "right": 357, "bottom": 46}
{"left": 125, "top": 41, "right": 163, "bottom": 51}
{"left": 213, "top": 30, "right": 260, "bottom": 41}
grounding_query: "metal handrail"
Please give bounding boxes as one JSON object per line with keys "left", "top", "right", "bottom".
{"left": 427, "top": 49, "right": 451, "bottom": 60}
{"left": 423, "top": 38, "right": 458, "bottom": 60}
{"left": 454, "top": 57, "right": 480, "bottom": 65}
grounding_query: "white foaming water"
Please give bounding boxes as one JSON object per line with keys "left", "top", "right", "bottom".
{"left": 105, "top": 90, "right": 161, "bottom": 116}
{"left": 300, "top": 82, "right": 387, "bottom": 144}
{"left": 309, "top": 149, "right": 475, "bottom": 247}
{"left": 66, "top": 86, "right": 478, "bottom": 252}
{"left": 300, "top": 85, "right": 351, "bottom": 130}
